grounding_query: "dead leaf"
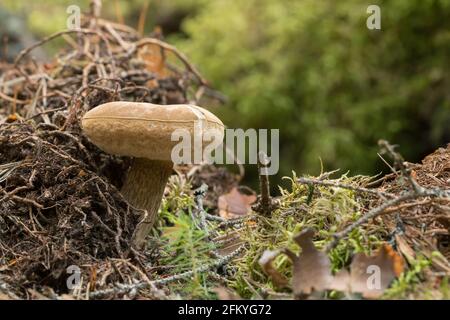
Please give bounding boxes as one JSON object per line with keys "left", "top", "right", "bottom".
{"left": 6, "top": 113, "right": 18, "bottom": 122}
{"left": 258, "top": 249, "right": 289, "bottom": 289}
{"left": 329, "top": 269, "right": 351, "bottom": 293}
{"left": 137, "top": 43, "right": 168, "bottom": 77}
{"left": 346, "top": 244, "right": 404, "bottom": 298}
{"left": 284, "top": 229, "right": 404, "bottom": 298}
{"left": 218, "top": 187, "right": 256, "bottom": 219}
{"left": 288, "top": 228, "right": 334, "bottom": 296}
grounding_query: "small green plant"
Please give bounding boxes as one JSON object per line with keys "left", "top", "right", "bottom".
{"left": 383, "top": 255, "right": 432, "bottom": 299}
{"left": 148, "top": 175, "right": 218, "bottom": 298}
{"left": 439, "top": 276, "right": 449, "bottom": 299}
{"left": 157, "top": 210, "right": 218, "bottom": 298}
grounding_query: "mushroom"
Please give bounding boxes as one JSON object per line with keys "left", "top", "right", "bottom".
{"left": 81, "top": 101, "right": 224, "bottom": 248}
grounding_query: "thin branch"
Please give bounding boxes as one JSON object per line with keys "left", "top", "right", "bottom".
{"left": 297, "top": 177, "right": 395, "bottom": 199}
{"left": 13, "top": 28, "right": 116, "bottom": 78}
{"left": 253, "top": 151, "right": 275, "bottom": 216}
{"left": 193, "top": 183, "right": 209, "bottom": 233}
{"left": 378, "top": 140, "right": 423, "bottom": 193}
{"left": 88, "top": 245, "right": 245, "bottom": 299}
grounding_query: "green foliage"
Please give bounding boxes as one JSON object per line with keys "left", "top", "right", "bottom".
{"left": 155, "top": 176, "right": 217, "bottom": 299}
{"left": 1, "top": 0, "right": 206, "bottom": 49}
{"left": 383, "top": 255, "right": 432, "bottom": 299}
{"left": 158, "top": 211, "right": 217, "bottom": 298}
{"left": 174, "top": 0, "right": 450, "bottom": 182}
{"left": 153, "top": 175, "right": 266, "bottom": 299}
{"left": 2, "top": 1, "right": 89, "bottom": 37}
{"left": 384, "top": 252, "right": 450, "bottom": 299}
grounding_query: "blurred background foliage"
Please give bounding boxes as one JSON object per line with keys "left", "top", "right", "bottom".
{"left": 1, "top": 0, "right": 449, "bottom": 189}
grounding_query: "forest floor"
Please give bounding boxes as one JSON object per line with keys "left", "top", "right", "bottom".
{"left": 0, "top": 12, "right": 449, "bottom": 300}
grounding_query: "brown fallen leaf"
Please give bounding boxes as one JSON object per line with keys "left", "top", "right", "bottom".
{"left": 258, "top": 249, "right": 289, "bottom": 289}
{"left": 278, "top": 229, "right": 404, "bottom": 298}
{"left": 330, "top": 268, "right": 351, "bottom": 293}
{"left": 218, "top": 186, "right": 256, "bottom": 219}
{"left": 346, "top": 244, "right": 404, "bottom": 298}
{"left": 287, "top": 228, "right": 334, "bottom": 296}
{"left": 137, "top": 43, "right": 168, "bottom": 77}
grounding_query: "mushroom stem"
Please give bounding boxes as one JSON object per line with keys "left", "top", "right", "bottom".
{"left": 121, "top": 157, "right": 173, "bottom": 249}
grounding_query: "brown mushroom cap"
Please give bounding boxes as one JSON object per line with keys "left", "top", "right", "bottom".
{"left": 82, "top": 101, "right": 224, "bottom": 161}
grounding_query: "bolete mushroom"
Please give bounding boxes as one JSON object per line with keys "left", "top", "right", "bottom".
{"left": 81, "top": 101, "right": 224, "bottom": 248}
